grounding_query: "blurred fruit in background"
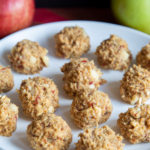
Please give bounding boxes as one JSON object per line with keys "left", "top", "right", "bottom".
{"left": 111, "top": 0, "right": 150, "bottom": 34}
{"left": 0, "top": 0, "right": 35, "bottom": 38}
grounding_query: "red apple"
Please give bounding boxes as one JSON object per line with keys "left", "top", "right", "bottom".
{"left": 0, "top": 0, "right": 35, "bottom": 38}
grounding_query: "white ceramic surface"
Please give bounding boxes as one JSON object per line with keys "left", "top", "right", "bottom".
{"left": 0, "top": 21, "right": 150, "bottom": 150}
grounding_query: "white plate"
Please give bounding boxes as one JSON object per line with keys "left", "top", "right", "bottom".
{"left": 0, "top": 21, "right": 150, "bottom": 150}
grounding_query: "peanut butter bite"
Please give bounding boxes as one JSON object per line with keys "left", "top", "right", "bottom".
{"left": 0, "top": 65, "right": 14, "bottom": 93}
{"left": 70, "top": 90, "right": 112, "bottom": 129}
{"left": 0, "top": 95, "right": 18, "bottom": 137}
{"left": 61, "top": 58, "right": 105, "bottom": 97}
{"left": 55, "top": 26, "right": 90, "bottom": 58}
{"left": 136, "top": 43, "right": 150, "bottom": 71}
{"left": 18, "top": 76, "right": 59, "bottom": 119}
{"left": 120, "top": 65, "right": 150, "bottom": 105}
{"left": 95, "top": 34, "right": 132, "bottom": 70}
{"left": 27, "top": 114, "right": 72, "bottom": 150}
{"left": 118, "top": 104, "right": 150, "bottom": 144}
{"left": 76, "top": 126, "right": 124, "bottom": 150}
{"left": 8, "top": 39, "right": 49, "bottom": 74}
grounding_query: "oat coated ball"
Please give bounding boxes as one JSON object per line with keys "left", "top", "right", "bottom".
{"left": 70, "top": 90, "right": 112, "bottom": 129}
{"left": 95, "top": 34, "right": 132, "bottom": 70}
{"left": 55, "top": 26, "right": 90, "bottom": 58}
{"left": 61, "top": 58, "right": 105, "bottom": 97}
{"left": 120, "top": 65, "right": 150, "bottom": 105}
{"left": 18, "top": 76, "right": 59, "bottom": 119}
{"left": 75, "top": 125, "right": 124, "bottom": 150}
{"left": 8, "top": 39, "right": 49, "bottom": 74}
{"left": 0, "top": 95, "right": 18, "bottom": 137}
{"left": 118, "top": 104, "right": 150, "bottom": 144}
{"left": 27, "top": 114, "right": 72, "bottom": 150}
{"left": 0, "top": 65, "right": 14, "bottom": 93}
{"left": 136, "top": 43, "right": 150, "bottom": 71}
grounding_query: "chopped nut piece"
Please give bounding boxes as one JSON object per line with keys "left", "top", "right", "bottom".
{"left": 89, "top": 84, "right": 95, "bottom": 89}
{"left": 42, "top": 56, "right": 49, "bottom": 66}
{"left": 30, "top": 56, "right": 37, "bottom": 64}
{"left": 48, "top": 106, "right": 54, "bottom": 113}
{"left": 9, "top": 104, "right": 18, "bottom": 112}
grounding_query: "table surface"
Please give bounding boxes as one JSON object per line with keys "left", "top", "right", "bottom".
{"left": 50, "top": 7, "right": 116, "bottom": 23}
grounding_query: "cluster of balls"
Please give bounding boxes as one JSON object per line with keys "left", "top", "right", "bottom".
{"left": 0, "top": 25, "right": 150, "bottom": 149}
{"left": 95, "top": 33, "right": 150, "bottom": 145}
{"left": 0, "top": 39, "right": 73, "bottom": 150}
{"left": 56, "top": 26, "right": 150, "bottom": 147}
{"left": 57, "top": 27, "right": 124, "bottom": 149}
{"left": 18, "top": 76, "right": 72, "bottom": 150}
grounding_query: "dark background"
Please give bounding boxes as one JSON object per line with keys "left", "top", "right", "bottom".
{"left": 35, "top": 0, "right": 110, "bottom": 8}
{"left": 34, "top": 0, "right": 114, "bottom": 24}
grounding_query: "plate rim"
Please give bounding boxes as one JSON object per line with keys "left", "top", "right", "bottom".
{"left": 1, "top": 20, "right": 150, "bottom": 43}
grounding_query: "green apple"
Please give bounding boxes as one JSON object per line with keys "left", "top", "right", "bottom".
{"left": 111, "top": 0, "right": 150, "bottom": 34}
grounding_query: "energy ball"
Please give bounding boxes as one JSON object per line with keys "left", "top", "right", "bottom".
{"left": 0, "top": 95, "right": 18, "bottom": 136}
{"left": 8, "top": 39, "right": 49, "bottom": 74}
{"left": 136, "top": 43, "right": 150, "bottom": 71}
{"left": 75, "top": 126, "right": 124, "bottom": 150}
{"left": 18, "top": 76, "right": 59, "bottom": 119}
{"left": 55, "top": 26, "right": 90, "bottom": 58}
{"left": 27, "top": 114, "right": 72, "bottom": 150}
{"left": 70, "top": 90, "right": 112, "bottom": 129}
{"left": 118, "top": 104, "right": 150, "bottom": 144}
{"left": 61, "top": 58, "right": 105, "bottom": 97}
{"left": 120, "top": 65, "right": 150, "bottom": 105}
{"left": 0, "top": 65, "right": 14, "bottom": 93}
{"left": 95, "top": 34, "right": 132, "bottom": 70}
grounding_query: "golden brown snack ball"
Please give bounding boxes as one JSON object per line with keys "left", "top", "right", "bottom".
{"left": 118, "top": 104, "right": 150, "bottom": 144}
{"left": 70, "top": 90, "right": 112, "bottom": 129}
{"left": 120, "top": 65, "right": 150, "bottom": 105}
{"left": 0, "top": 95, "right": 18, "bottom": 137}
{"left": 75, "top": 125, "right": 124, "bottom": 150}
{"left": 61, "top": 58, "right": 106, "bottom": 97}
{"left": 95, "top": 34, "right": 132, "bottom": 70}
{"left": 55, "top": 26, "right": 90, "bottom": 58}
{"left": 18, "top": 76, "right": 59, "bottom": 119}
{"left": 8, "top": 39, "right": 49, "bottom": 74}
{"left": 27, "top": 114, "right": 72, "bottom": 150}
{"left": 136, "top": 43, "right": 150, "bottom": 71}
{"left": 0, "top": 65, "right": 14, "bottom": 93}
